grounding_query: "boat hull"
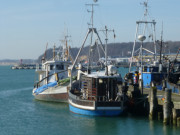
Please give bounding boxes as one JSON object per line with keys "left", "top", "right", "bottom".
{"left": 33, "top": 85, "right": 69, "bottom": 102}
{"left": 69, "top": 99, "right": 123, "bottom": 116}
{"left": 34, "top": 92, "right": 68, "bottom": 102}
{"left": 69, "top": 102, "right": 123, "bottom": 116}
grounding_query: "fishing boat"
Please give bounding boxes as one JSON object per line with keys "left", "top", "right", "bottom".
{"left": 33, "top": 36, "right": 73, "bottom": 102}
{"left": 68, "top": 3, "right": 126, "bottom": 116}
{"left": 168, "top": 56, "right": 180, "bottom": 85}
{"left": 127, "top": 0, "right": 168, "bottom": 92}
{"left": 166, "top": 48, "right": 180, "bottom": 93}
{"left": 69, "top": 65, "right": 125, "bottom": 116}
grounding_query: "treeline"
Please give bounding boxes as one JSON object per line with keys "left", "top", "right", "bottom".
{"left": 37, "top": 41, "right": 180, "bottom": 63}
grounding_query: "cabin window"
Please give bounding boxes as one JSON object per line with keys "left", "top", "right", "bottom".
{"left": 143, "top": 66, "right": 147, "bottom": 72}
{"left": 152, "top": 67, "right": 158, "bottom": 72}
{"left": 50, "top": 65, "right": 54, "bottom": 70}
{"left": 56, "top": 64, "right": 64, "bottom": 70}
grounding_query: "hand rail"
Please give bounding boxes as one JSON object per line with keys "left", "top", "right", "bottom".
{"left": 34, "top": 70, "right": 68, "bottom": 88}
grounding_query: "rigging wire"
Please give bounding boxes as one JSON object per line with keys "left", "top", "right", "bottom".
{"left": 76, "top": 6, "right": 87, "bottom": 48}
{"left": 97, "top": 5, "right": 105, "bottom": 31}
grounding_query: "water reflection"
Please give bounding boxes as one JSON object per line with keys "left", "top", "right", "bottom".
{"left": 69, "top": 113, "right": 178, "bottom": 135}
{"left": 69, "top": 114, "right": 128, "bottom": 135}
{"left": 32, "top": 98, "right": 180, "bottom": 135}
{"left": 149, "top": 120, "right": 155, "bottom": 133}
{"left": 148, "top": 118, "right": 180, "bottom": 135}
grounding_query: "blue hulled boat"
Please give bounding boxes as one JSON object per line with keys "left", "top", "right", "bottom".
{"left": 127, "top": 0, "right": 170, "bottom": 93}
{"left": 68, "top": 2, "right": 126, "bottom": 116}
{"left": 69, "top": 66, "right": 125, "bottom": 116}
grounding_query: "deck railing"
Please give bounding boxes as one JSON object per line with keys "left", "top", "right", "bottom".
{"left": 34, "top": 70, "right": 68, "bottom": 88}
{"left": 69, "top": 91, "right": 95, "bottom": 107}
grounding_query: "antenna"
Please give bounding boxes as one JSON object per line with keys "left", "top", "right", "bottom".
{"left": 140, "top": 0, "right": 149, "bottom": 20}
{"left": 159, "top": 21, "right": 163, "bottom": 64}
{"left": 161, "top": 21, "right": 163, "bottom": 41}
{"left": 44, "top": 43, "right": 48, "bottom": 61}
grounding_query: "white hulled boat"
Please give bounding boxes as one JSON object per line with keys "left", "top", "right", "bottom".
{"left": 33, "top": 37, "right": 74, "bottom": 102}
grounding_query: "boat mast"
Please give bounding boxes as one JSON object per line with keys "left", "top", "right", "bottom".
{"left": 70, "top": 2, "right": 105, "bottom": 88}
{"left": 129, "top": 0, "right": 157, "bottom": 72}
{"left": 86, "top": 3, "right": 106, "bottom": 71}
{"left": 100, "top": 26, "right": 115, "bottom": 75}
{"left": 61, "top": 33, "right": 71, "bottom": 61}
{"left": 71, "top": 3, "right": 105, "bottom": 71}
{"left": 86, "top": 3, "right": 96, "bottom": 71}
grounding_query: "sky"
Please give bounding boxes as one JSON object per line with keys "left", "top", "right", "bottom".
{"left": 0, "top": 0, "right": 180, "bottom": 59}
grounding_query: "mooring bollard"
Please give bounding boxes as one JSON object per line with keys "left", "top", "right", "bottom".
{"left": 177, "top": 117, "right": 180, "bottom": 127}
{"left": 149, "top": 87, "right": 158, "bottom": 120}
{"left": 172, "top": 108, "right": 177, "bottom": 126}
{"left": 163, "top": 88, "right": 172, "bottom": 125}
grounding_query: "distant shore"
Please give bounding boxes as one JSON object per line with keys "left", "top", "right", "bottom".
{"left": 0, "top": 63, "right": 16, "bottom": 66}
{"left": 0, "top": 59, "right": 37, "bottom": 66}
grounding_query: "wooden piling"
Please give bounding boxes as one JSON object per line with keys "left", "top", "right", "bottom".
{"left": 149, "top": 87, "right": 158, "bottom": 120}
{"left": 172, "top": 108, "right": 177, "bottom": 126}
{"left": 177, "top": 117, "right": 180, "bottom": 127}
{"left": 163, "top": 88, "right": 172, "bottom": 125}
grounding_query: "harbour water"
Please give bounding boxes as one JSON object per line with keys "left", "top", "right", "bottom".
{"left": 0, "top": 66, "right": 180, "bottom": 135}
